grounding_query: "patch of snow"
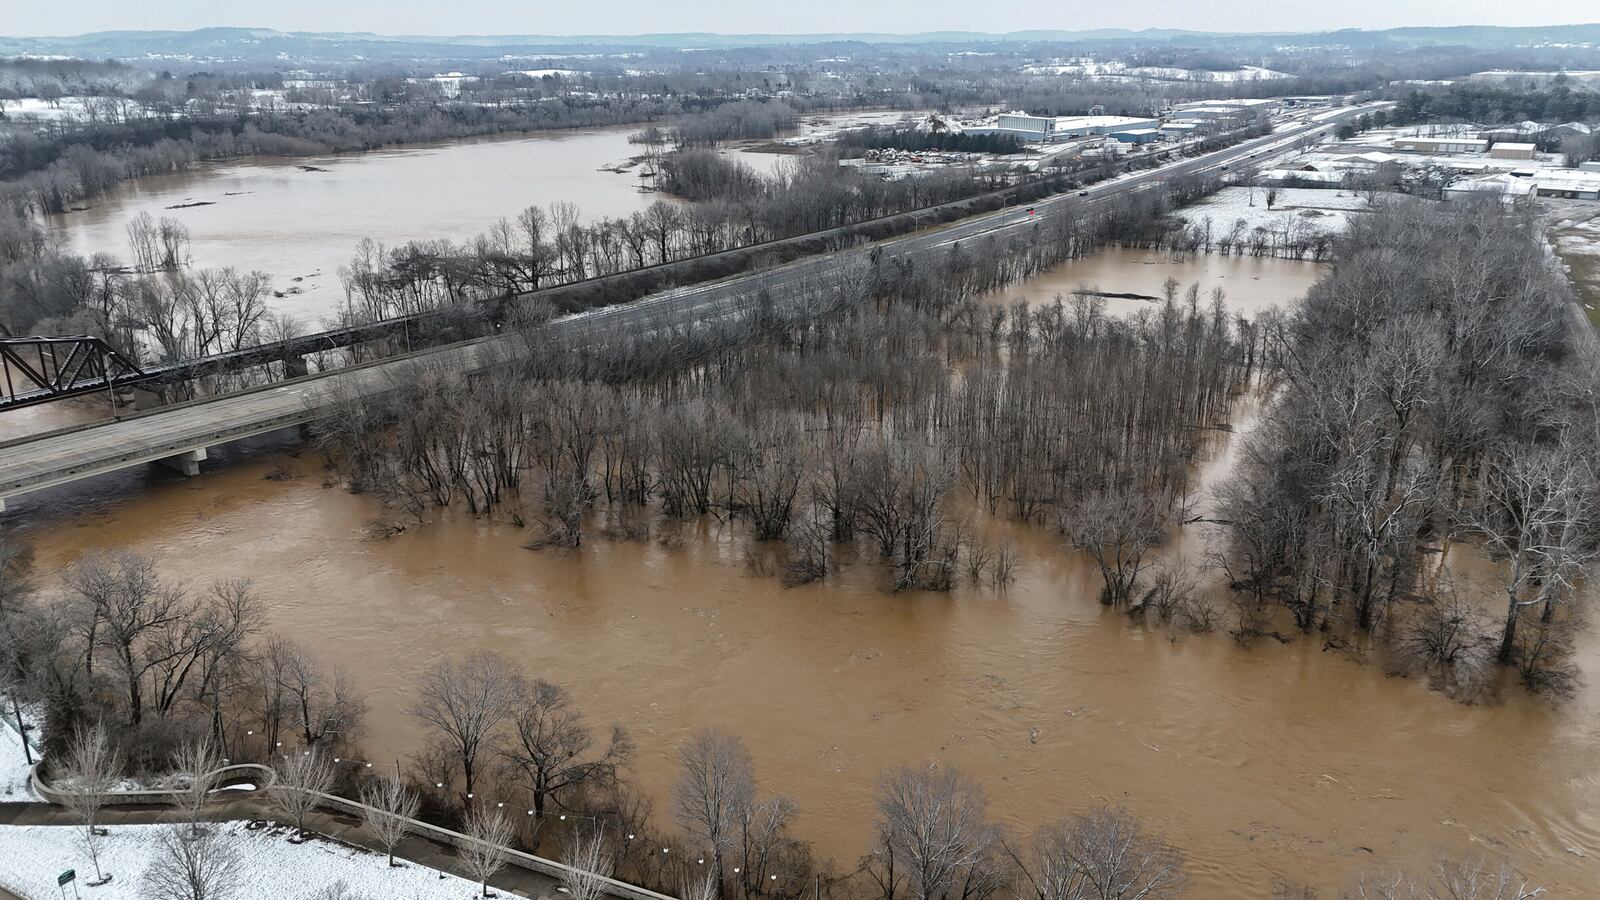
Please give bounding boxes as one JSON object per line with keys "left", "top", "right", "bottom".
{"left": 0, "top": 821, "right": 480, "bottom": 899}
{"left": 0, "top": 696, "right": 43, "bottom": 802}
{"left": 1023, "top": 60, "right": 1290, "bottom": 82}
{"left": 1178, "top": 187, "right": 1371, "bottom": 236}
{"left": 0, "top": 721, "right": 40, "bottom": 802}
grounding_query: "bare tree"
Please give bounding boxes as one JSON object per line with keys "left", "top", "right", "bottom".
{"left": 358, "top": 769, "right": 421, "bottom": 867}
{"left": 168, "top": 734, "right": 223, "bottom": 837}
{"left": 278, "top": 640, "right": 367, "bottom": 747}
{"left": 875, "top": 767, "right": 998, "bottom": 900}
{"left": 673, "top": 728, "right": 756, "bottom": 897}
{"left": 1345, "top": 851, "right": 1544, "bottom": 900}
{"left": 269, "top": 746, "right": 334, "bottom": 839}
{"left": 463, "top": 803, "right": 515, "bottom": 898}
{"left": 499, "top": 678, "right": 632, "bottom": 819}
{"left": 411, "top": 652, "right": 523, "bottom": 803}
{"left": 1024, "top": 806, "right": 1185, "bottom": 900}
{"left": 142, "top": 824, "right": 241, "bottom": 900}
{"left": 61, "top": 721, "right": 121, "bottom": 886}
{"left": 63, "top": 552, "right": 197, "bottom": 726}
{"left": 1059, "top": 490, "right": 1174, "bottom": 607}
{"left": 563, "top": 825, "right": 616, "bottom": 900}
{"left": 1459, "top": 442, "right": 1595, "bottom": 666}
{"left": 683, "top": 870, "right": 719, "bottom": 900}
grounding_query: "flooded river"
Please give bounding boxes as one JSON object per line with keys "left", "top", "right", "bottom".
{"left": 44, "top": 126, "right": 664, "bottom": 324}
{"left": 42, "top": 110, "right": 922, "bottom": 327}
{"left": 5, "top": 252, "right": 1598, "bottom": 897}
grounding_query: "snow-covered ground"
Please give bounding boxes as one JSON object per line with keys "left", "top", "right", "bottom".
{"left": 0, "top": 822, "right": 481, "bottom": 900}
{"left": 1022, "top": 60, "right": 1290, "bottom": 82}
{"left": 1553, "top": 211, "right": 1600, "bottom": 322}
{"left": 1178, "top": 187, "right": 1371, "bottom": 235}
{"left": 0, "top": 696, "right": 43, "bottom": 802}
{"left": 0, "top": 721, "right": 40, "bottom": 802}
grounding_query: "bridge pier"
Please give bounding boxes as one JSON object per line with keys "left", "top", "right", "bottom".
{"left": 283, "top": 354, "right": 309, "bottom": 378}
{"left": 155, "top": 448, "right": 207, "bottom": 477}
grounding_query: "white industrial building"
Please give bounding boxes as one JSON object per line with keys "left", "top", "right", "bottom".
{"left": 995, "top": 113, "right": 1056, "bottom": 141}
{"left": 1443, "top": 173, "right": 1536, "bottom": 201}
{"left": 1530, "top": 171, "right": 1600, "bottom": 200}
{"left": 1489, "top": 142, "right": 1537, "bottom": 160}
{"left": 1169, "top": 106, "right": 1241, "bottom": 123}
{"left": 974, "top": 112, "right": 1163, "bottom": 143}
{"left": 1392, "top": 137, "right": 1489, "bottom": 154}
{"left": 1053, "top": 115, "right": 1162, "bottom": 137}
{"left": 1172, "top": 98, "right": 1276, "bottom": 111}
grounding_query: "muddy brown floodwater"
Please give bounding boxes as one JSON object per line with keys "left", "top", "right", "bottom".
{"left": 981, "top": 246, "right": 1328, "bottom": 320}
{"left": 5, "top": 254, "right": 1600, "bottom": 897}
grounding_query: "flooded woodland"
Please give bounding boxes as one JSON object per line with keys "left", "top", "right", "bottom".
{"left": 8, "top": 123, "right": 1600, "bottom": 900}
{"left": 6, "top": 245, "right": 1600, "bottom": 897}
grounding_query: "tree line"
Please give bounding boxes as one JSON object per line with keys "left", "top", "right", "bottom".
{"left": 1383, "top": 84, "right": 1600, "bottom": 127}
{"left": 1213, "top": 197, "right": 1596, "bottom": 698}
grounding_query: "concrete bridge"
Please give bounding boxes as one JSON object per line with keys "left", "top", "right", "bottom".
{"left": 0, "top": 106, "right": 1376, "bottom": 512}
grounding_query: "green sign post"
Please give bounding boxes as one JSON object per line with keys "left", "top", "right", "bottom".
{"left": 58, "top": 868, "right": 80, "bottom": 899}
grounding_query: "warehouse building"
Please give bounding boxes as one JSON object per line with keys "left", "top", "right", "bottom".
{"left": 1109, "top": 128, "right": 1160, "bottom": 144}
{"left": 1168, "top": 106, "right": 1240, "bottom": 123}
{"left": 1391, "top": 137, "right": 1489, "bottom": 154}
{"left": 1489, "top": 141, "right": 1537, "bottom": 160}
{"left": 995, "top": 113, "right": 1056, "bottom": 141}
{"left": 1053, "top": 115, "right": 1162, "bottom": 137}
{"left": 1443, "top": 173, "right": 1535, "bottom": 201}
{"left": 1531, "top": 171, "right": 1600, "bottom": 200}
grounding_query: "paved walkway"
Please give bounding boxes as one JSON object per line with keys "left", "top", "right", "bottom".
{"left": 0, "top": 798, "right": 568, "bottom": 899}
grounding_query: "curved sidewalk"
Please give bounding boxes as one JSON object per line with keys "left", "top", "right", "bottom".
{"left": 0, "top": 797, "right": 568, "bottom": 899}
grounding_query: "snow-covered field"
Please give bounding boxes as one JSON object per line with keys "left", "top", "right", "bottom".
{"left": 1022, "top": 60, "right": 1290, "bottom": 82}
{"left": 1178, "top": 187, "right": 1371, "bottom": 234}
{"left": 0, "top": 822, "right": 480, "bottom": 900}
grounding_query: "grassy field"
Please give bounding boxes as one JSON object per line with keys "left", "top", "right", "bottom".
{"left": 1550, "top": 209, "right": 1600, "bottom": 329}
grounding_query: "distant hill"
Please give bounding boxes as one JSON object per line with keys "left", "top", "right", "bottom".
{"left": 1, "top": 23, "right": 1598, "bottom": 66}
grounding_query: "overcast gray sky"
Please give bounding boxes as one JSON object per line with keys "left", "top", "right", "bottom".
{"left": 5, "top": 0, "right": 1590, "bottom": 37}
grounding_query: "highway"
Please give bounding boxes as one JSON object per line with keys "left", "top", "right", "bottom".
{"left": 0, "top": 103, "right": 1377, "bottom": 506}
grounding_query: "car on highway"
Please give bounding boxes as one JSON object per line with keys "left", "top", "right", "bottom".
{"left": 1078, "top": 190, "right": 1089, "bottom": 196}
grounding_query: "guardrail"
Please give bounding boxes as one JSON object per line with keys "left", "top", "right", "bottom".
{"left": 28, "top": 761, "right": 677, "bottom": 900}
